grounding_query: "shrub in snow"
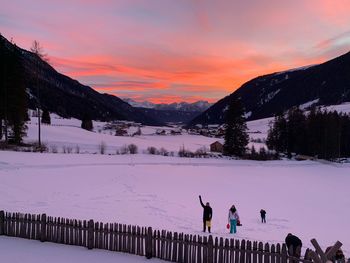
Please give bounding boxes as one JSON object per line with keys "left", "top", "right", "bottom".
{"left": 32, "top": 143, "right": 48, "bottom": 153}
{"left": 244, "top": 146, "right": 279, "bottom": 161}
{"left": 120, "top": 145, "right": 129, "bottom": 155}
{"left": 41, "top": 109, "right": 51, "bottom": 125}
{"left": 75, "top": 145, "right": 80, "bottom": 154}
{"left": 128, "top": 144, "right": 138, "bottom": 154}
{"left": 81, "top": 115, "right": 93, "bottom": 131}
{"left": 159, "top": 147, "right": 169, "bottom": 156}
{"left": 178, "top": 145, "right": 194, "bottom": 158}
{"left": 147, "top": 146, "right": 158, "bottom": 155}
{"left": 66, "top": 146, "right": 73, "bottom": 154}
{"left": 50, "top": 145, "right": 58, "bottom": 153}
{"left": 99, "top": 141, "right": 106, "bottom": 155}
{"left": 194, "top": 146, "right": 208, "bottom": 157}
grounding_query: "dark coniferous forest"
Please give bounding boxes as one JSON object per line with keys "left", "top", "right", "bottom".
{"left": 267, "top": 107, "right": 350, "bottom": 159}
{"left": 0, "top": 35, "right": 28, "bottom": 144}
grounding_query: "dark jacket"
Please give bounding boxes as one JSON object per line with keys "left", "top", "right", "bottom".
{"left": 260, "top": 210, "right": 266, "bottom": 217}
{"left": 285, "top": 234, "right": 302, "bottom": 250}
{"left": 199, "top": 196, "right": 212, "bottom": 220}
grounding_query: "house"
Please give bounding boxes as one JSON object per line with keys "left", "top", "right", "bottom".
{"left": 210, "top": 141, "right": 223, "bottom": 153}
{"left": 156, "top": 129, "right": 166, "bottom": 135}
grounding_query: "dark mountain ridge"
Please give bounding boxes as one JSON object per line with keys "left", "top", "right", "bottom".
{"left": 189, "top": 51, "right": 350, "bottom": 126}
{"left": 0, "top": 34, "right": 162, "bottom": 126}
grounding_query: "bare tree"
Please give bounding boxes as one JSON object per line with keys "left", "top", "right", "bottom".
{"left": 30, "top": 40, "right": 47, "bottom": 150}
{"left": 30, "top": 40, "right": 48, "bottom": 61}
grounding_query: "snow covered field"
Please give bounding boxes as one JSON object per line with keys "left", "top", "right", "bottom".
{"left": 0, "top": 151, "right": 349, "bottom": 256}
{"left": 2, "top": 105, "right": 350, "bottom": 261}
{"left": 0, "top": 236, "right": 162, "bottom": 263}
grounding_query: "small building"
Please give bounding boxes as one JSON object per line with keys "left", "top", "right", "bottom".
{"left": 210, "top": 141, "right": 223, "bottom": 153}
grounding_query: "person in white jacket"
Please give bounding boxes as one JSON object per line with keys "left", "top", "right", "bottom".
{"left": 228, "top": 205, "right": 240, "bottom": 234}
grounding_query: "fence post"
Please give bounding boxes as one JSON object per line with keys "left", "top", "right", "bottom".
{"left": 208, "top": 235, "right": 214, "bottom": 263}
{"left": 40, "top": 213, "right": 47, "bottom": 242}
{"left": 87, "top": 219, "right": 94, "bottom": 250}
{"left": 0, "top": 210, "right": 4, "bottom": 235}
{"left": 145, "top": 227, "right": 153, "bottom": 259}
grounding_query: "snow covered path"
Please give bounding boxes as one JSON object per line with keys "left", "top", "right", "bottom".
{"left": 0, "top": 151, "right": 349, "bottom": 256}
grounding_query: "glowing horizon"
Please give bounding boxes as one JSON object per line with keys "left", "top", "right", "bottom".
{"left": 1, "top": 0, "right": 350, "bottom": 103}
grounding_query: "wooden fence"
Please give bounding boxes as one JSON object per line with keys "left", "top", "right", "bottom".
{"left": 0, "top": 210, "right": 312, "bottom": 263}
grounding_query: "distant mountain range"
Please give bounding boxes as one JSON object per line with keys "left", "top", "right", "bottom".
{"left": 189, "top": 50, "right": 350, "bottom": 126}
{"left": 121, "top": 99, "right": 212, "bottom": 123}
{"left": 123, "top": 98, "right": 212, "bottom": 112}
{"left": 0, "top": 34, "right": 162, "bottom": 126}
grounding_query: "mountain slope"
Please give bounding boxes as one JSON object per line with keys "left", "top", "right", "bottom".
{"left": 0, "top": 34, "right": 162, "bottom": 125}
{"left": 189, "top": 51, "right": 350, "bottom": 126}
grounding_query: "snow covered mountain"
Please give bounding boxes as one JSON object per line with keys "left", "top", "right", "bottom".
{"left": 189, "top": 50, "right": 350, "bottom": 126}
{"left": 123, "top": 98, "right": 213, "bottom": 112}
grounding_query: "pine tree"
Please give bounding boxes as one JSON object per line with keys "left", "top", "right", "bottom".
{"left": 81, "top": 114, "right": 93, "bottom": 131}
{"left": 266, "top": 114, "right": 287, "bottom": 152}
{"left": 223, "top": 97, "right": 249, "bottom": 157}
{"left": 0, "top": 38, "right": 28, "bottom": 144}
{"left": 41, "top": 109, "right": 51, "bottom": 124}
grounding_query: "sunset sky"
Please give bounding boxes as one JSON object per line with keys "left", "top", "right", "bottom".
{"left": 1, "top": 0, "right": 350, "bottom": 103}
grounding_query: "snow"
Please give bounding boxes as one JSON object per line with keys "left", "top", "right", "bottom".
{"left": 26, "top": 115, "right": 218, "bottom": 154}
{"left": 321, "top": 102, "right": 350, "bottom": 114}
{"left": 273, "top": 65, "right": 316, "bottom": 76}
{"left": 299, "top": 99, "right": 320, "bottom": 110}
{"left": 0, "top": 236, "right": 161, "bottom": 263}
{"left": 0, "top": 151, "right": 349, "bottom": 256}
{"left": 260, "top": 89, "right": 280, "bottom": 105}
{"left": 2, "top": 110, "right": 350, "bottom": 260}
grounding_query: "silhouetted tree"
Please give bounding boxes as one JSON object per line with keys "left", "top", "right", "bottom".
{"left": 81, "top": 114, "right": 93, "bottom": 131}
{"left": 223, "top": 97, "right": 249, "bottom": 157}
{"left": 41, "top": 108, "right": 51, "bottom": 124}
{"left": 30, "top": 40, "right": 47, "bottom": 148}
{"left": 0, "top": 36, "right": 28, "bottom": 144}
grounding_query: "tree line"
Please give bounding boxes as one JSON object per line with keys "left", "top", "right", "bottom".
{"left": 267, "top": 107, "right": 350, "bottom": 159}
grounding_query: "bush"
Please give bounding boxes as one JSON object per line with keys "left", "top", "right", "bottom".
{"left": 244, "top": 146, "right": 279, "bottom": 161}
{"left": 178, "top": 145, "right": 194, "bottom": 158}
{"left": 41, "top": 109, "right": 51, "bottom": 124}
{"left": 32, "top": 142, "right": 48, "bottom": 153}
{"left": 194, "top": 146, "right": 208, "bottom": 157}
{"left": 99, "top": 141, "right": 106, "bottom": 154}
{"left": 66, "top": 146, "right": 73, "bottom": 154}
{"left": 147, "top": 146, "right": 158, "bottom": 155}
{"left": 128, "top": 144, "right": 138, "bottom": 154}
{"left": 120, "top": 145, "right": 129, "bottom": 155}
{"left": 159, "top": 147, "right": 168, "bottom": 156}
{"left": 81, "top": 116, "right": 93, "bottom": 131}
{"left": 50, "top": 145, "right": 58, "bottom": 153}
{"left": 75, "top": 145, "right": 80, "bottom": 154}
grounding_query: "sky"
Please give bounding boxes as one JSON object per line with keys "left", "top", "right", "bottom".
{"left": 1, "top": 0, "right": 350, "bottom": 103}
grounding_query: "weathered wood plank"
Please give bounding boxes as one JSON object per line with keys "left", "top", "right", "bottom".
{"left": 173, "top": 232, "right": 178, "bottom": 262}
{"left": 271, "top": 244, "right": 276, "bottom": 263}
{"left": 230, "top": 239, "right": 235, "bottom": 263}
{"left": 246, "top": 240, "right": 252, "bottom": 263}
{"left": 281, "top": 244, "right": 288, "bottom": 263}
{"left": 264, "top": 243, "right": 270, "bottom": 263}
{"left": 252, "top": 241, "right": 257, "bottom": 263}
{"left": 223, "top": 239, "right": 230, "bottom": 263}
{"left": 257, "top": 242, "right": 263, "bottom": 263}
{"left": 239, "top": 239, "right": 246, "bottom": 263}
{"left": 234, "top": 239, "right": 240, "bottom": 263}
{"left": 218, "top": 237, "right": 224, "bottom": 263}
